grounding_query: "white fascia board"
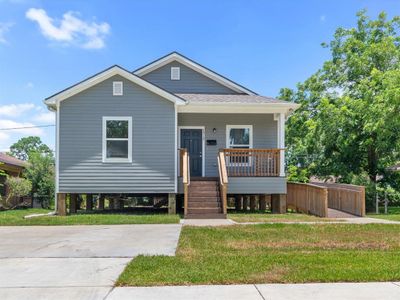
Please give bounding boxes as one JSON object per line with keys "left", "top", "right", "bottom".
{"left": 134, "top": 53, "right": 256, "bottom": 95}
{"left": 44, "top": 66, "right": 186, "bottom": 109}
{"left": 177, "top": 103, "right": 299, "bottom": 115}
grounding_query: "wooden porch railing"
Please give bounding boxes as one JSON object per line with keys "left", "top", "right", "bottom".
{"left": 221, "top": 148, "right": 281, "bottom": 177}
{"left": 217, "top": 151, "right": 228, "bottom": 214}
{"left": 179, "top": 148, "right": 190, "bottom": 216}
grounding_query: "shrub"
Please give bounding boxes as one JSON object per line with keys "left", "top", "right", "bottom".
{"left": 2, "top": 177, "right": 32, "bottom": 208}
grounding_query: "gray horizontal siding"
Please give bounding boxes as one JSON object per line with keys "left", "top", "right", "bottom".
{"left": 59, "top": 75, "right": 176, "bottom": 193}
{"left": 178, "top": 113, "right": 278, "bottom": 177}
{"left": 142, "top": 62, "right": 240, "bottom": 94}
{"left": 227, "top": 177, "right": 287, "bottom": 194}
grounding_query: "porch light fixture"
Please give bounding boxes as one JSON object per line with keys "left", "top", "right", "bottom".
{"left": 213, "top": 128, "right": 217, "bottom": 133}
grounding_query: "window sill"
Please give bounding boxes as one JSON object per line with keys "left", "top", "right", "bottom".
{"left": 102, "top": 159, "right": 132, "bottom": 164}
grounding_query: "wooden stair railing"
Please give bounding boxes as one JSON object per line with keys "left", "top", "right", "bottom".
{"left": 217, "top": 150, "right": 228, "bottom": 215}
{"left": 180, "top": 148, "right": 190, "bottom": 216}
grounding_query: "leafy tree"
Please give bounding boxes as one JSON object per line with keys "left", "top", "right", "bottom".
{"left": 9, "top": 136, "right": 53, "bottom": 161}
{"left": 287, "top": 165, "right": 310, "bottom": 183}
{"left": 24, "top": 152, "right": 55, "bottom": 208}
{"left": 282, "top": 11, "right": 400, "bottom": 208}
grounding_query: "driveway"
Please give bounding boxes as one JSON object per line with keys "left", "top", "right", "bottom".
{"left": 0, "top": 224, "right": 182, "bottom": 300}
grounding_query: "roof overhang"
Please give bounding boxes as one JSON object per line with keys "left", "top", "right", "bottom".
{"left": 44, "top": 65, "right": 186, "bottom": 110}
{"left": 133, "top": 52, "right": 257, "bottom": 95}
{"left": 177, "top": 102, "right": 300, "bottom": 116}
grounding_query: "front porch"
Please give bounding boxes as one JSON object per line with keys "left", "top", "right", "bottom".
{"left": 179, "top": 148, "right": 287, "bottom": 219}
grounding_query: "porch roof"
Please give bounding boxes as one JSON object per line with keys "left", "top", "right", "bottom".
{"left": 176, "top": 93, "right": 296, "bottom": 105}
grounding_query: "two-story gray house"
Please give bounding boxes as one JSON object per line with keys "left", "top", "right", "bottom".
{"left": 45, "top": 52, "right": 298, "bottom": 218}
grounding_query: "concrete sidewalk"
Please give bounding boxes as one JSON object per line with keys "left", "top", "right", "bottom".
{"left": 107, "top": 282, "right": 400, "bottom": 300}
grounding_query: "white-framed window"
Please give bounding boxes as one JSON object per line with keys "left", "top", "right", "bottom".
{"left": 102, "top": 116, "right": 132, "bottom": 163}
{"left": 171, "top": 67, "right": 180, "bottom": 80}
{"left": 226, "top": 125, "right": 253, "bottom": 165}
{"left": 113, "top": 81, "right": 123, "bottom": 96}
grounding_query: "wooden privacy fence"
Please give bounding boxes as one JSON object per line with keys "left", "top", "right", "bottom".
{"left": 311, "top": 183, "right": 366, "bottom": 217}
{"left": 287, "top": 182, "right": 328, "bottom": 217}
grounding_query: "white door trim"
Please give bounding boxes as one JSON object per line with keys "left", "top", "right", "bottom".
{"left": 178, "top": 126, "right": 205, "bottom": 177}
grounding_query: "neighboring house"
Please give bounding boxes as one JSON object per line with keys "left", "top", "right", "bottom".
{"left": 0, "top": 152, "right": 27, "bottom": 206}
{"left": 44, "top": 52, "right": 299, "bottom": 218}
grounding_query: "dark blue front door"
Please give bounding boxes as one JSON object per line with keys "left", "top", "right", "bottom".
{"left": 181, "top": 129, "right": 202, "bottom": 177}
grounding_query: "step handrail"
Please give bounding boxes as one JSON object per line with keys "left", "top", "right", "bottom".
{"left": 217, "top": 151, "right": 228, "bottom": 215}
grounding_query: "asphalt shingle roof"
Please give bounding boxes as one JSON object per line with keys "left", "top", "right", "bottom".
{"left": 175, "top": 93, "right": 291, "bottom": 104}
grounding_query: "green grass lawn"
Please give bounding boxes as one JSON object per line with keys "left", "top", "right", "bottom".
{"left": 0, "top": 208, "right": 180, "bottom": 225}
{"left": 368, "top": 206, "right": 400, "bottom": 221}
{"left": 117, "top": 224, "right": 400, "bottom": 286}
{"left": 228, "top": 211, "right": 339, "bottom": 223}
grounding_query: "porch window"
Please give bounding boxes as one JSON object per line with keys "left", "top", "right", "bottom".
{"left": 102, "top": 116, "right": 132, "bottom": 163}
{"left": 226, "top": 125, "right": 253, "bottom": 165}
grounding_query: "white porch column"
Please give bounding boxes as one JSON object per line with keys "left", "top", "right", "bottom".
{"left": 275, "top": 113, "right": 286, "bottom": 177}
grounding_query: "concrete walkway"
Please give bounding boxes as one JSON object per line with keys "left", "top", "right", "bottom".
{"left": 0, "top": 224, "right": 182, "bottom": 300}
{"left": 107, "top": 282, "right": 400, "bottom": 300}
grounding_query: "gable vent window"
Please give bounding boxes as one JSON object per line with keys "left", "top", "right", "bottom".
{"left": 171, "top": 67, "right": 180, "bottom": 80}
{"left": 113, "top": 81, "right": 123, "bottom": 96}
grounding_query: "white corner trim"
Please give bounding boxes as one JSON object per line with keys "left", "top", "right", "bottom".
{"left": 178, "top": 126, "right": 206, "bottom": 177}
{"left": 134, "top": 53, "right": 256, "bottom": 95}
{"left": 102, "top": 116, "right": 133, "bottom": 163}
{"left": 44, "top": 66, "right": 186, "bottom": 108}
{"left": 174, "top": 105, "right": 178, "bottom": 192}
{"left": 276, "top": 113, "right": 286, "bottom": 177}
{"left": 55, "top": 101, "right": 60, "bottom": 211}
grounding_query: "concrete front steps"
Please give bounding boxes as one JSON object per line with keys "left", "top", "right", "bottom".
{"left": 185, "top": 178, "right": 226, "bottom": 219}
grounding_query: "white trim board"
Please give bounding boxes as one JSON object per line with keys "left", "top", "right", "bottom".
{"left": 177, "top": 104, "right": 299, "bottom": 115}
{"left": 178, "top": 126, "right": 206, "bottom": 177}
{"left": 44, "top": 65, "right": 186, "bottom": 109}
{"left": 134, "top": 52, "right": 256, "bottom": 95}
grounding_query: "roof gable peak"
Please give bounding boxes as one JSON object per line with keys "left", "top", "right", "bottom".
{"left": 133, "top": 52, "right": 257, "bottom": 95}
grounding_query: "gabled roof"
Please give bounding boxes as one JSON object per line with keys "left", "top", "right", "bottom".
{"left": 133, "top": 52, "right": 257, "bottom": 95}
{"left": 44, "top": 65, "right": 186, "bottom": 109}
{"left": 0, "top": 153, "right": 26, "bottom": 168}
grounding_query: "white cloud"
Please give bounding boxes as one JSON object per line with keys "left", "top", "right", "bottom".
{"left": 33, "top": 111, "right": 55, "bottom": 123}
{"left": 320, "top": 15, "right": 326, "bottom": 22}
{"left": 25, "top": 82, "right": 34, "bottom": 88}
{"left": 0, "top": 22, "right": 13, "bottom": 44}
{"left": 0, "top": 103, "right": 35, "bottom": 117}
{"left": 26, "top": 8, "right": 110, "bottom": 49}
